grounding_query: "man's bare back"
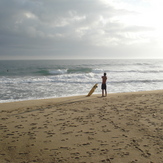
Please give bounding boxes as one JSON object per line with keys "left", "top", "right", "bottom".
{"left": 102, "top": 75, "right": 107, "bottom": 84}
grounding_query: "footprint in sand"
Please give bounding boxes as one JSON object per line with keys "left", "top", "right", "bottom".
{"left": 30, "top": 123, "right": 37, "bottom": 126}
{"left": 15, "top": 125, "right": 24, "bottom": 129}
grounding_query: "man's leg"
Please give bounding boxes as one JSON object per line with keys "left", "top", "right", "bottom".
{"left": 102, "top": 89, "right": 104, "bottom": 97}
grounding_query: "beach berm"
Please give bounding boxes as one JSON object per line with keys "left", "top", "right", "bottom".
{"left": 0, "top": 90, "right": 163, "bottom": 163}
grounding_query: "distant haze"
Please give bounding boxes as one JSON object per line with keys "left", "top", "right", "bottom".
{"left": 0, "top": 0, "right": 163, "bottom": 60}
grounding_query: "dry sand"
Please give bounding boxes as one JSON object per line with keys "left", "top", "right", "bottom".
{"left": 0, "top": 90, "right": 163, "bottom": 163}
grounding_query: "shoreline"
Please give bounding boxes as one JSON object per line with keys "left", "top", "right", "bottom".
{"left": 1, "top": 88, "right": 163, "bottom": 105}
{"left": 0, "top": 89, "right": 163, "bottom": 107}
{"left": 0, "top": 90, "right": 163, "bottom": 162}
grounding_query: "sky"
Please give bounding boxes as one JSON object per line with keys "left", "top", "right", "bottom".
{"left": 0, "top": 0, "right": 163, "bottom": 60}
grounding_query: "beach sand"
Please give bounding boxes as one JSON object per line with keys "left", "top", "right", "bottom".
{"left": 0, "top": 90, "right": 163, "bottom": 163}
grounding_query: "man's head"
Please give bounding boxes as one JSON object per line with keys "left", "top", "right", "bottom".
{"left": 104, "top": 72, "right": 106, "bottom": 76}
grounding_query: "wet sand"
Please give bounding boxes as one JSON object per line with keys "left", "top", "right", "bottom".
{"left": 0, "top": 90, "right": 163, "bottom": 163}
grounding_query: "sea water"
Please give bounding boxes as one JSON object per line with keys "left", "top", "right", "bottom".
{"left": 0, "top": 59, "right": 163, "bottom": 103}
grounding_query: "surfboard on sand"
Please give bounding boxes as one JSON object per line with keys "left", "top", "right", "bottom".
{"left": 87, "top": 83, "right": 98, "bottom": 96}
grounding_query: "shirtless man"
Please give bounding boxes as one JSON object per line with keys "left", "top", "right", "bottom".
{"left": 101, "top": 73, "right": 107, "bottom": 97}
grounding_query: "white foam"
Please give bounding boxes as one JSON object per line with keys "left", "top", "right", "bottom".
{"left": 48, "top": 69, "right": 67, "bottom": 75}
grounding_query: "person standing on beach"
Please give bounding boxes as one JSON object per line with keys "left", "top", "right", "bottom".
{"left": 101, "top": 72, "right": 107, "bottom": 97}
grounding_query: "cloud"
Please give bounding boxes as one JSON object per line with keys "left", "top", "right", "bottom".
{"left": 0, "top": 0, "right": 162, "bottom": 59}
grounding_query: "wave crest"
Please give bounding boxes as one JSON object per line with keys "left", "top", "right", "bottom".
{"left": 37, "top": 67, "right": 93, "bottom": 76}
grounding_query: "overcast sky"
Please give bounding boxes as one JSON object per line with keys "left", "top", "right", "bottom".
{"left": 0, "top": 0, "right": 163, "bottom": 60}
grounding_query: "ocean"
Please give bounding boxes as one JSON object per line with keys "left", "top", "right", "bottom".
{"left": 0, "top": 59, "right": 163, "bottom": 103}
